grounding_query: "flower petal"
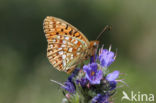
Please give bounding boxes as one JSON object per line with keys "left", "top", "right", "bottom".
{"left": 90, "top": 63, "right": 98, "bottom": 72}
{"left": 106, "top": 70, "right": 120, "bottom": 81}
{"left": 99, "top": 49, "right": 115, "bottom": 67}
{"left": 84, "top": 63, "right": 103, "bottom": 85}
{"left": 92, "top": 94, "right": 109, "bottom": 103}
{"left": 62, "top": 81, "right": 75, "bottom": 94}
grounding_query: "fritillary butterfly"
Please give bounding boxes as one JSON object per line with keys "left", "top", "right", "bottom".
{"left": 43, "top": 16, "right": 102, "bottom": 73}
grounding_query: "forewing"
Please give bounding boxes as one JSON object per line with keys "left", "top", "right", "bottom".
{"left": 43, "top": 16, "right": 89, "bottom": 72}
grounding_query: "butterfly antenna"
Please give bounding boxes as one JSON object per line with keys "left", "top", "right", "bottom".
{"left": 96, "top": 25, "right": 112, "bottom": 40}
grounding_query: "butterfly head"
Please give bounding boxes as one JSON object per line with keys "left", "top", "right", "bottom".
{"left": 89, "top": 40, "right": 99, "bottom": 56}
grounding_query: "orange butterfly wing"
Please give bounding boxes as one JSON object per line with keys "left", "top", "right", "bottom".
{"left": 43, "top": 16, "right": 90, "bottom": 73}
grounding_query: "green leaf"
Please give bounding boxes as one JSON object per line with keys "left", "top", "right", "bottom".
{"left": 69, "top": 93, "right": 81, "bottom": 103}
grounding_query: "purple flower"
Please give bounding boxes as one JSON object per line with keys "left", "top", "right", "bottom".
{"left": 109, "top": 81, "right": 117, "bottom": 90}
{"left": 83, "top": 63, "right": 103, "bottom": 84}
{"left": 68, "top": 68, "right": 80, "bottom": 82}
{"left": 106, "top": 70, "right": 120, "bottom": 81}
{"left": 90, "top": 54, "right": 98, "bottom": 63}
{"left": 62, "top": 81, "right": 75, "bottom": 94}
{"left": 92, "top": 94, "right": 109, "bottom": 103}
{"left": 76, "top": 77, "right": 88, "bottom": 87}
{"left": 99, "top": 49, "right": 115, "bottom": 67}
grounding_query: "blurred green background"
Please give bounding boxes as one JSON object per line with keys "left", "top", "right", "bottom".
{"left": 0, "top": 0, "right": 156, "bottom": 103}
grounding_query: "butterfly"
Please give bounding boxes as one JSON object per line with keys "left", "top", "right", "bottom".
{"left": 43, "top": 16, "right": 110, "bottom": 73}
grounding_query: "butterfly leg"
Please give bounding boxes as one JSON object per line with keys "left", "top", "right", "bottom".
{"left": 66, "top": 59, "right": 84, "bottom": 74}
{"left": 80, "top": 62, "right": 84, "bottom": 69}
{"left": 66, "top": 65, "right": 77, "bottom": 74}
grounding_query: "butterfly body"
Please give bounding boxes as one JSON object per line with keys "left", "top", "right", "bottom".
{"left": 43, "top": 16, "right": 99, "bottom": 73}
